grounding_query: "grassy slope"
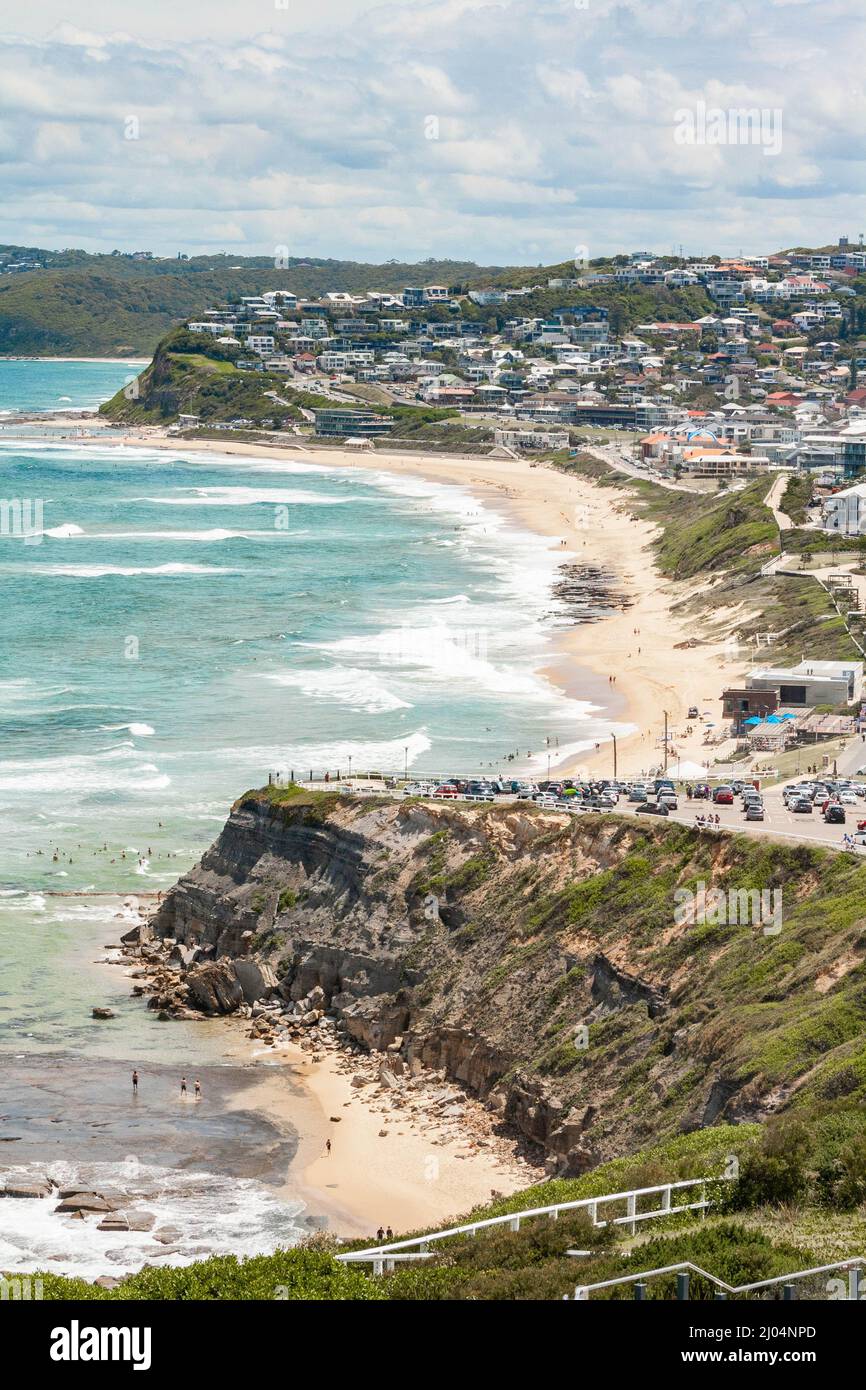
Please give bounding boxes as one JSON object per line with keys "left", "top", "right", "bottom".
{"left": 560, "top": 458, "right": 861, "bottom": 663}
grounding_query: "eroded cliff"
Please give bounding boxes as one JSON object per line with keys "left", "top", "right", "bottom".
{"left": 141, "top": 786, "right": 866, "bottom": 1174}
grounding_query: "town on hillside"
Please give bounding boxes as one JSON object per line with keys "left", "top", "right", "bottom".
{"left": 163, "top": 239, "right": 866, "bottom": 502}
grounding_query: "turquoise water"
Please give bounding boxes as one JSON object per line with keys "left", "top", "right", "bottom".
{"left": 0, "top": 361, "right": 622, "bottom": 1267}
{"left": 0, "top": 358, "right": 145, "bottom": 415}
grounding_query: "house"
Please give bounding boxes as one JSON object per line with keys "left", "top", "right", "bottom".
{"left": 822, "top": 481, "right": 866, "bottom": 534}
{"left": 745, "top": 660, "right": 863, "bottom": 708}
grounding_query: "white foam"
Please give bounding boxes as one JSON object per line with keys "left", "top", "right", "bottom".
{"left": 0, "top": 1160, "right": 305, "bottom": 1278}
{"left": 0, "top": 563, "right": 240, "bottom": 578}
{"left": 264, "top": 668, "right": 411, "bottom": 715}
{"left": 136, "top": 486, "right": 360, "bottom": 507}
{"left": 101, "top": 723, "right": 156, "bottom": 738}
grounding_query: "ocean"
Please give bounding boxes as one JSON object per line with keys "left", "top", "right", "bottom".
{"left": 0, "top": 358, "right": 624, "bottom": 1274}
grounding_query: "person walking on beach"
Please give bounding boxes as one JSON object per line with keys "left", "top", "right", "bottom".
{"left": 325, "top": 1138, "right": 332, "bottom": 1155}
{"left": 180, "top": 1076, "right": 187, "bottom": 1097}
{"left": 194, "top": 1079, "right": 202, "bottom": 1100}
{"left": 132, "top": 1069, "right": 139, "bottom": 1095}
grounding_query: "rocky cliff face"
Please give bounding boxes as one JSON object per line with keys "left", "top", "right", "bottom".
{"left": 143, "top": 786, "right": 866, "bottom": 1174}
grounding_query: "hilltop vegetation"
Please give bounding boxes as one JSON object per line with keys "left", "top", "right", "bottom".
{"left": 0, "top": 250, "right": 499, "bottom": 357}
{"left": 1, "top": 244, "right": 711, "bottom": 357}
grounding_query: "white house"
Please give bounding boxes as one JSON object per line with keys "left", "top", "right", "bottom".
{"left": 822, "top": 482, "right": 866, "bottom": 535}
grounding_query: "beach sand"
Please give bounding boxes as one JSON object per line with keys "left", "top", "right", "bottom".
{"left": 222, "top": 1041, "right": 531, "bottom": 1239}
{"left": 114, "top": 430, "right": 746, "bottom": 780}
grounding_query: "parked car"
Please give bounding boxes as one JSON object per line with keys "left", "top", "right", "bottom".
{"left": 691, "top": 783, "right": 711, "bottom": 799}
{"left": 790, "top": 797, "right": 813, "bottom": 814}
{"left": 839, "top": 790, "right": 858, "bottom": 806}
{"left": 745, "top": 804, "right": 765, "bottom": 821}
{"left": 636, "top": 802, "right": 669, "bottom": 816}
{"left": 687, "top": 706, "right": 699, "bottom": 719}
{"left": 824, "top": 804, "right": 846, "bottom": 824}
{"left": 628, "top": 786, "right": 648, "bottom": 802}
{"left": 658, "top": 792, "right": 678, "bottom": 810}
{"left": 433, "top": 786, "right": 459, "bottom": 799}
{"left": 713, "top": 786, "right": 734, "bottom": 805}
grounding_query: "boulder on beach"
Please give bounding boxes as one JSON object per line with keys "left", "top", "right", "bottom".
{"left": 91, "top": 1007, "right": 115, "bottom": 1020}
{"left": 55, "top": 1193, "right": 112, "bottom": 1214}
{"left": 185, "top": 960, "right": 244, "bottom": 1015}
{"left": 2, "top": 1179, "right": 52, "bottom": 1199}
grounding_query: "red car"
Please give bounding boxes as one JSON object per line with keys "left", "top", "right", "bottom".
{"left": 433, "top": 786, "right": 459, "bottom": 799}
{"left": 712, "top": 786, "right": 734, "bottom": 805}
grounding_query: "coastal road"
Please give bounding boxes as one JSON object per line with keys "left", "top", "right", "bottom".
{"left": 581, "top": 444, "right": 702, "bottom": 493}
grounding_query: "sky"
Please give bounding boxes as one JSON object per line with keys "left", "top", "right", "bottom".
{"left": 1, "top": 0, "right": 864, "bottom": 265}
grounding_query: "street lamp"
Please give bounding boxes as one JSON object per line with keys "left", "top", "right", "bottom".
{"left": 404, "top": 745, "right": 408, "bottom": 780}
{"left": 611, "top": 732, "right": 617, "bottom": 778}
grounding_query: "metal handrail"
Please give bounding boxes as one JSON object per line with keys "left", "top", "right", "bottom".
{"left": 337, "top": 1175, "right": 733, "bottom": 1262}
{"left": 573, "top": 1257, "right": 866, "bottom": 1300}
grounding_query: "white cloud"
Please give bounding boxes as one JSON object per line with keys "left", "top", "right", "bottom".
{"left": 0, "top": 0, "right": 863, "bottom": 262}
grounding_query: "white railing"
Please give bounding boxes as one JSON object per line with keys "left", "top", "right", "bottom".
{"left": 571, "top": 1256, "right": 866, "bottom": 1301}
{"left": 337, "top": 1175, "right": 733, "bottom": 1272}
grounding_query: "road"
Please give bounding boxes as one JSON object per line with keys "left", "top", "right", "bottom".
{"left": 581, "top": 444, "right": 702, "bottom": 493}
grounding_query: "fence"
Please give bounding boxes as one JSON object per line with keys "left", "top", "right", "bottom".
{"left": 337, "top": 1176, "right": 733, "bottom": 1274}
{"left": 571, "top": 1257, "right": 866, "bottom": 1302}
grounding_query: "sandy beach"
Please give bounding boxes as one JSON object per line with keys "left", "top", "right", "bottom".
{"left": 110, "top": 428, "right": 746, "bottom": 780}
{"left": 269, "top": 1045, "right": 532, "bottom": 1237}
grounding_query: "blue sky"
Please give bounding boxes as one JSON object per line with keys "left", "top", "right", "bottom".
{"left": 1, "top": 0, "right": 864, "bottom": 264}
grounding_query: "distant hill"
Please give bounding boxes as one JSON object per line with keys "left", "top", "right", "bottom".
{"left": 0, "top": 248, "right": 510, "bottom": 357}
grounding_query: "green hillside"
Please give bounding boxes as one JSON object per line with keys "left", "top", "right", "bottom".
{"left": 0, "top": 249, "right": 501, "bottom": 357}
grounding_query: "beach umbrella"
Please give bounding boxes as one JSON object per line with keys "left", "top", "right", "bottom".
{"left": 780, "top": 712, "right": 796, "bottom": 719}
{"left": 765, "top": 714, "right": 783, "bottom": 724}
{"left": 743, "top": 716, "right": 762, "bottom": 726}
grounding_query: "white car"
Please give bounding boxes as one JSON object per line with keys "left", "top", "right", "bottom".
{"left": 839, "top": 791, "right": 858, "bottom": 805}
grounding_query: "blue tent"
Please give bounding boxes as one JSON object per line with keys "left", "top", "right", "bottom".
{"left": 743, "top": 716, "right": 762, "bottom": 726}
{"left": 765, "top": 714, "right": 783, "bottom": 724}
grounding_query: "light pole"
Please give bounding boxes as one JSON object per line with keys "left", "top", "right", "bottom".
{"left": 611, "top": 732, "right": 617, "bottom": 778}
{"left": 348, "top": 754, "right": 352, "bottom": 783}
{"left": 404, "top": 745, "right": 408, "bottom": 780}
{"left": 663, "top": 710, "right": 669, "bottom": 774}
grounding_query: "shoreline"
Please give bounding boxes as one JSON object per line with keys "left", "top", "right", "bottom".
{"left": 103, "top": 428, "right": 746, "bottom": 780}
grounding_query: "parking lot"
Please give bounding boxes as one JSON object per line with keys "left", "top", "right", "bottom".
{"left": 339, "top": 774, "right": 866, "bottom": 855}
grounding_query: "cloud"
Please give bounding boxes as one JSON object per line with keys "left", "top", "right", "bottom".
{"left": 0, "top": 0, "right": 863, "bottom": 262}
